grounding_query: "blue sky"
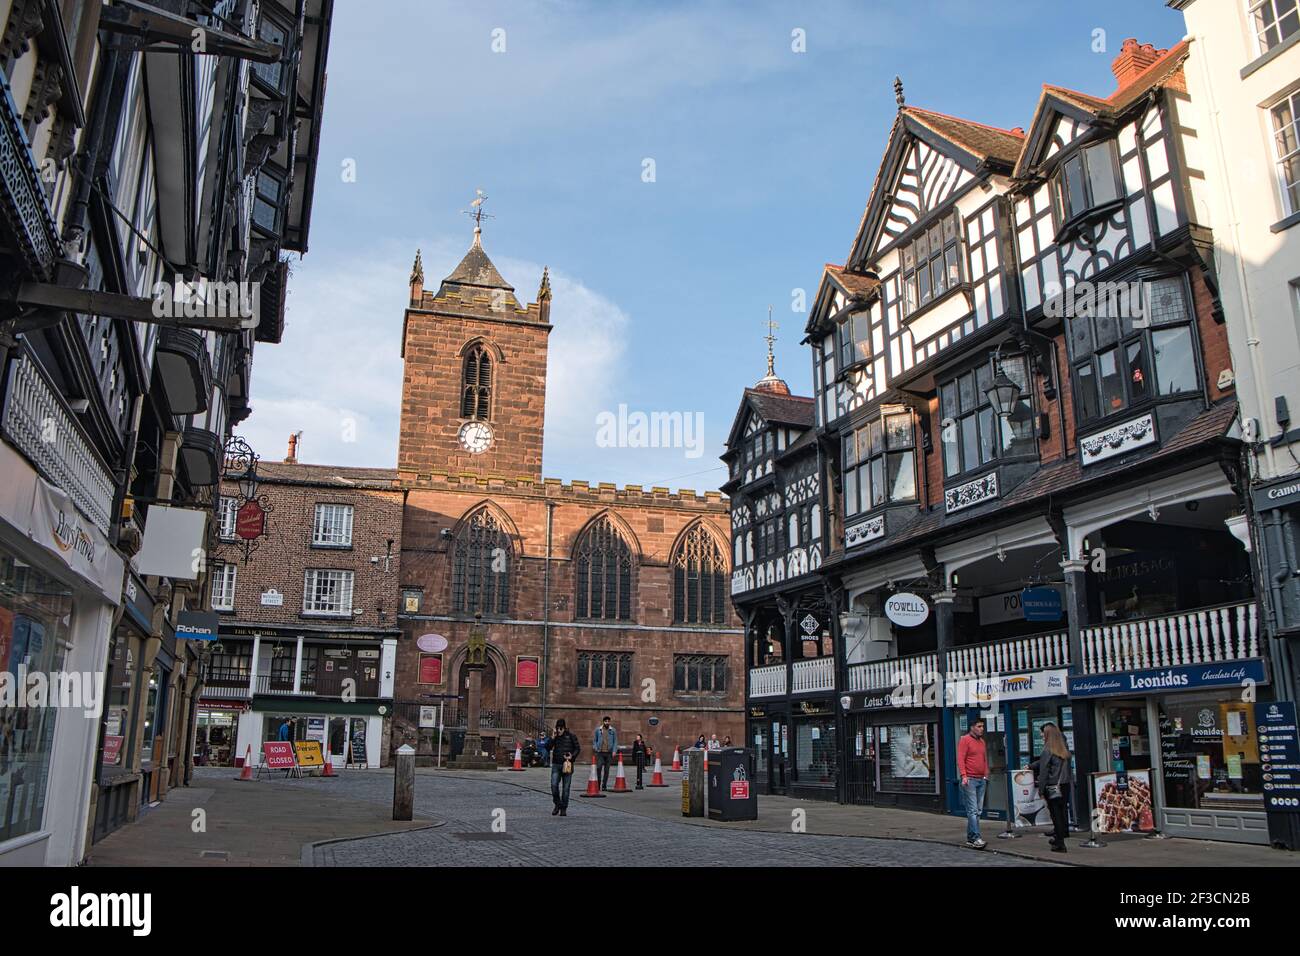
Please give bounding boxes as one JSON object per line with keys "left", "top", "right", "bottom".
{"left": 242, "top": 0, "right": 1186, "bottom": 490}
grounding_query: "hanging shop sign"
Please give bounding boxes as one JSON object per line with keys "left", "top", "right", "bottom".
{"left": 235, "top": 500, "right": 266, "bottom": 540}
{"left": 884, "top": 592, "right": 929, "bottom": 627}
{"left": 1256, "top": 700, "right": 1300, "bottom": 812}
{"left": 1020, "top": 586, "right": 1064, "bottom": 622}
{"left": 176, "top": 610, "right": 219, "bottom": 641}
{"left": 417, "top": 633, "right": 448, "bottom": 653}
{"left": 1068, "top": 659, "right": 1268, "bottom": 699}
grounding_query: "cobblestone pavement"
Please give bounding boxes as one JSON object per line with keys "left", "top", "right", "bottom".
{"left": 272, "top": 770, "right": 1056, "bottom": 867}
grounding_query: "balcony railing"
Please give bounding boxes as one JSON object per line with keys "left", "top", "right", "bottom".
{"left": 849, "top": 652, "right": 938, "bottom": 692}
{"left": 748, "top": 664, "right": 787, "bottom": 699}
{"left": 202, "top": 681, "right": 252, "bottom": 700}
{"left": 947, "top": 631, "right": 1069, "bottom": 680}
{"left": 254, "top": 671, "right": 381, "bottom": 699}
{"left": 1080, "top": 601, "right": 1260, "bottom": 675}
{"left": 2, "top": 349, "right": 116, "bottom": 533}
{"left": 791, "top": 656, "right": 836, "bottom": 694}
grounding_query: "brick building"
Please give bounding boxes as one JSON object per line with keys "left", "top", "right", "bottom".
{"left": 392, "top": 226, "right": 743, "bottom": 761}
{"left": 200, "top": 445, "right": 405, "bottom": 769}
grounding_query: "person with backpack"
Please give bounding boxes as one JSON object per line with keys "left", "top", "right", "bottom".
{"left": 1032, "top": 722, "right": 1073, "bottom": 853}
{"left": 549, "top": 718, "right": 581, "bottom": 816}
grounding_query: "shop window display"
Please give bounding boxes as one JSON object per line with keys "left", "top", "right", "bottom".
{"left": 877, "top": 722, "right": 938, "bottom": 794}
{"left": 0, "top": 550, "right": 74, "bottom": 844}
{"left": 1158, "top": 695, "right": 1263, "bottom": 812}
{"left": 794, "top": 716, "right": 837, "bottom": 785}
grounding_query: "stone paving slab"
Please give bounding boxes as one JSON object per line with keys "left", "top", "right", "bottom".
{"left": 84, "top": 768, "right": 438, "bottom": 867}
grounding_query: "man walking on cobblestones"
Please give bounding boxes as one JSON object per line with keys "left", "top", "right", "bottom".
{"left": 594, "top": 716, "right": 617, "bottom": 791}
{"left": 550, "top": 719, "right": 581, "bottom": 816}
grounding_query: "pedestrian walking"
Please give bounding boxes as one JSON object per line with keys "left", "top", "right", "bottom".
{"left": 536, "top": 730, "right": 551, "bottom": 767}
{"left": 957, "top": 718, "right": 989, "bottom": 849}
{"left": 277, "top": 718, "right": 291, "bottom": 742}
{"left": 632, "top": 733, "right": 648, "bottom": 789}
{"left": 549, "top": 718, "right": 581, "bottom": 816}
{"left": 594, "top": 716, "right": 617, "bottom": 791}
{"left": 1032, "top": 723, "right": 1073, "bottom": 853}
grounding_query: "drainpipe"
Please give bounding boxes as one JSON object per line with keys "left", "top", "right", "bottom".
{"left": 541, "top": 500, "right": 555, "bottom": 730}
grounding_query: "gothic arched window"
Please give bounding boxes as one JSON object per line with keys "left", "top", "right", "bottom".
{"left": 451, "top": 508, "right": 511, "bottom": 616}
{"left": 574, "top": 516, "right": 635, "bottom": 621}
{"left": 461, "top": 344, "right": 492, "bottom": 419}
{"left": 672, "top": 524, "right": 727, "bottom": 625}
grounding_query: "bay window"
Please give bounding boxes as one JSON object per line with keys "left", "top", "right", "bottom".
{"left": 1068, "top": 276, "right": 1198, "bottom": 425}
{"left": 939, "top": 354, "right": 1035, "bottom": 478}
{"left": 902, "top": 210, "right": 963, "bottom": 315}
{"left": 1056, "top": 142, "right": 1121, "bottom": 224}
{"left": 838, "top": 310, "right": 872, "bottom": 367}
{"left": 842, "top": 411, "right": 916, "bottom": 517}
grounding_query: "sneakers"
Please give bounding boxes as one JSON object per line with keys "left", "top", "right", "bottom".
{"left": 965, "top": 838, "right": 987, "bottom": 849}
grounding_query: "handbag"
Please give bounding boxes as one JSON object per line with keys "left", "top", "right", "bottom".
{"left": 562, "top": 757, "right": 573, "bottom": 775}
{"left": 1044, "top": 755, "right": 1063, "bottom": 799}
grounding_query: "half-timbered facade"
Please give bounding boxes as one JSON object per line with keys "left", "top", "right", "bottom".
{"left": 722, "top": 362, "right": 838, "bottom": 798}
{"left": 752, "top": 40, "right": 1274, "bottom": 844}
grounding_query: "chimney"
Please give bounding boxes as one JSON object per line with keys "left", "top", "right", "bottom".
{"left": 285, "top": 431, "right": 302, "bottom": 464}
{"left": 1111, "top": 38, "right": 1164, "bottom": 91}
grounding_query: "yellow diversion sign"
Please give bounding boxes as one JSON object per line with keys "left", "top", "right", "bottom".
{"left": 294, "top": 741, "right": 324, "bottom": 767}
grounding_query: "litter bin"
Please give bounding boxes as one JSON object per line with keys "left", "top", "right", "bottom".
{"left": 707, "top": 747, "right": 757, "bottom": 821}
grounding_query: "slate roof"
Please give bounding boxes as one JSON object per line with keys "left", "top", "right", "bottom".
{"left": 437, "top": 234, "right": 521, "bottom": 307}
{"left": 746, "top": 388, "right": 815, "bottom": 428}
{"left": 902, "top": 106, "right": 1026, "bottom": 168}
{"left": 253, "top": 461, "right": 400, "bottom": 490}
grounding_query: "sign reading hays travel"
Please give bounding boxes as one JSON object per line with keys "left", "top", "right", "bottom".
{"left": 1069, "top": 659, "right": 1268, "bottom": 698}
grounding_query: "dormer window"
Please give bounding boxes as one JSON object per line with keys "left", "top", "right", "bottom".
{"left": 838, "top": 310, "right": 872, "bottom": 368}
{"left": 842, "top": 410, "right": 917, "bottom": 518}
{"left": 1055, "top": 142, "right": 1121, "bottom": 228}
{"left": 902, "top": 210, "right": 963, "bottom": 316}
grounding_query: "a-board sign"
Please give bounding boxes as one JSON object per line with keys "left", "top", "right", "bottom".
{"left": 262, "top": 741, "right": 296, "bottom": 769}
{"left": 349, "top": 723, "right": 368, "bottom": 765}
{"left": 294, "top": 741, "right": 324, "bottom": 767}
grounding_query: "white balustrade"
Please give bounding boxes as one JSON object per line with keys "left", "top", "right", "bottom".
{"left": 748, "top": 664, "right": 787, "bottom": 698}
{"left": 791, "top": 656, "right": 836, "bottom": 693}
{"left": 946, "top": 632, "right": 1069, "bottom": 680}
{"left": 848, "top": 652, "right": 938, "bottom": 692}
{"left": 1081, "top": 602, "right": 1261, "bottom": 674}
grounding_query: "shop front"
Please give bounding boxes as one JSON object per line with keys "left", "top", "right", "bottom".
{"left": 843, "top": 690, "right": 945, "bottom": 812}
{"left": 195, "top": 703, "right": 244, "bottom": 766}
{"left": 746, "top": 702, "right": 789, "bottom": 794}
{"left": 236, "top": 700, "right": 389, "bottom": 770}
{"left": 0, "top": 441, "right": 123, "bottom": 866}
{"left": 789, "top": 699, "right": 838, "bottom": 798}
{"left": 1070, "top": 657, "right": 1272, "bottom": 844}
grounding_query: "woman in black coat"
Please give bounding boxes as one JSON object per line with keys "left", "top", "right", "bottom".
{"left": 1032, "top": 722, "right": 1073, "bottom": 853}
{"left": 631, "top": 734, "right": 648, "bottom": 789}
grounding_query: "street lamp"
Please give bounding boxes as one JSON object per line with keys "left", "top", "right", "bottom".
{"left": 224, "top": 436, "right": 260, "bottom": 501}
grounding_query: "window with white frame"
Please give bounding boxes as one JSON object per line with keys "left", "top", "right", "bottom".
{"left": 1249, "top": 0, "right": 1300, "bottom": 56}
{"left": 217, "top": 496, "right": 238, "bottom": 540}
{"left": 210, "top": 563, "right": 237, "bottom": 611}
{"left": 1271, "top": 91, "right": 1300, "bottom": 217}
{"left": 842, "top": 411, "right": 917, "bottom": 517}
{"left": 303, "top": 570, "right": 354, "bottom": 616}
{"left": 313, "top": 504, "right": 354, "bottom": 547}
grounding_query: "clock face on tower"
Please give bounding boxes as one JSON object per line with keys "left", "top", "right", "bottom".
{"left": 458, "top": 420, "right": 494, "bottom": 454}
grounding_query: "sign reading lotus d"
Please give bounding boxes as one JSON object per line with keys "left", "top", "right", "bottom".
{"left": 884, "top": 592, "right": 929, "bottom": 627}
{"left": 176, "top": 610, "right": 220, "bottom": 641}
{"left": 417, "top": 633, "right": 448, "bottom": 653}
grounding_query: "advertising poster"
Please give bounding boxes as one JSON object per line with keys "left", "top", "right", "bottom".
{"left": 1092, "top": 770, "right": 1155, "bottom": 833}
{"left": 306, "top": 717, "right": 327, "bottom": 745}
{"left": 887, "top": 724, "right": 931, "bottom": 778}
{"left": 1010, "top": 768, "right": 1051, "bottom": 826}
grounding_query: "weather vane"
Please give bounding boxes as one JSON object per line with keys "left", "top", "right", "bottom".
{"left": 765, "top": 306, "right": 778, "bottom": 377}
{"left": 463, "top": 188, "right": 494, "bottom": 237}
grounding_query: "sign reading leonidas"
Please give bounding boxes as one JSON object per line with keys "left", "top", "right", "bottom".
{"left": 884, "top": 592, "right": 929, "bottom": 627}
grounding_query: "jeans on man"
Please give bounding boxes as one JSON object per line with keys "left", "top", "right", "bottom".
{"left": 551, "top": 763, "right": 573, "bottom": 810}
{"left": 962, "top": 778, "right": 987, "bottom": 842}
{"left": 597, "top": 751, "right": 612, "bottom": 789}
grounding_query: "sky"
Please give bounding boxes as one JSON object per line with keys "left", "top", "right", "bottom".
{"left": 240, "top": 0, "right": 1187, "bottom": 490}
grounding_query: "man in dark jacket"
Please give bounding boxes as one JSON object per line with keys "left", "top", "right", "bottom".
{"left": 550, "top": 718, "right": 581, "bottom": 816}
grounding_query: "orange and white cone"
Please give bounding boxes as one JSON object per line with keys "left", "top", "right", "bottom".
{"left": 703, "top": 747, "right": 709, "bottom": 773}
{"left": 611, "top": 751, "right": 632, "bottom": 792}
{"left": 237, "top": 745, "right": 254, "bottom": 781}
{"left": 322, "top": 756, "right": 337, "bottom": 777}
{"left": 649, "top": 752, "right": 668, "bottom": 787}
{"left": 579, "top": 754, "right": 605, "bottom": 798}
{"left": 671, "top": 747, "right": 681, "bottom": 771}
{"left": 510, "top": 744, "right": 525, "bottom": 771}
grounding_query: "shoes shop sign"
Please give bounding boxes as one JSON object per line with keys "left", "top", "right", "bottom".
{"left": 885, "top": 593, "right": 929, "bottom": 627}
{"left": 1069, "top": 659, "right": 1268, "bottom": 698}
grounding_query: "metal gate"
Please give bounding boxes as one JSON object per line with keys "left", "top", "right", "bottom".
{"left": 844, "top": 714, "right": 875, "bottom": 805}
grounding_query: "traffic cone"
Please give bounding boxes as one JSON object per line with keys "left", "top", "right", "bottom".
{"left": 611, "top": 752, "right": 632, "bottom": 792}
{"left": 703, "top": 747, "right": 709, "bottom": 773}
{"left": 649, "top": 752, "right": 668, "bottom": 787}
{"left": 579, "top": 755, "right": 605, "bottom": 798}
{"left": 671, "top": 747, "right": 681, "bottom": 771}
{"left": 236, "top": 745, "right": 254, "bottom": 781}
{"left": 322, "top": 756, "right": 336, "bottom": 778}
{"left": 510, "top": 744, "right": 525, "bottom": 771}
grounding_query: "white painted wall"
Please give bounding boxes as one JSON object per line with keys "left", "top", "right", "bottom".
{"left": 1175, "top": 3, "right": 1300, "bottom": 477}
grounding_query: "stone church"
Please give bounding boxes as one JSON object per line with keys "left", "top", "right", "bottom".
{"left": 391, "top": 223, "right": 743, "bottom": 759}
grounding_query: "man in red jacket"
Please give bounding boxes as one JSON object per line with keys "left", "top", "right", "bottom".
{"left": 957, "top": 719, "right": 989, "bottom": 848}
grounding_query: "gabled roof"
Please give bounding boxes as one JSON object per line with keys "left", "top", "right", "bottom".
{"left": 847, "top": 107, "right": 1024, "bottom": 271}
{"left": 807, "top": 263, "right": 881, "bottom": 336}
{"left": 723, "top": 387, "right": 815, "bottom": 453}
{"left": 1014, "top": 40, "right": 1189, "bottom": 178}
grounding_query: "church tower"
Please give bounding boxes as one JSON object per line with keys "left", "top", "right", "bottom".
{"left": 397, "top": 207, "right": 552, "bottom": 481}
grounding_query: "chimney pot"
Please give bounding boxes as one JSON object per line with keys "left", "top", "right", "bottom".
{"left": 1111, "top": 37, "right": 1165, "bottom": 91}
